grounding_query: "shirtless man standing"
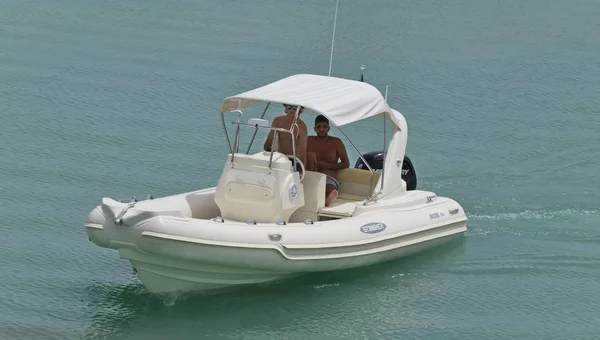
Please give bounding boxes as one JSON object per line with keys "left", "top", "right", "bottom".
{"left": 263, "top": 104, "right": 317, "bottom": 171}
{"left": 307, "top": 115, "right": 350, "bottom": 206}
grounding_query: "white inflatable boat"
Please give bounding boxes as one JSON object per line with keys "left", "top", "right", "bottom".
{"left": 84, "top": 74, "right": 468, "bottom": 293}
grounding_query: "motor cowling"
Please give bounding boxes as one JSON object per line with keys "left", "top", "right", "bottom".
{"left": 354, "top": 151, "right": 417, "bottom": 191}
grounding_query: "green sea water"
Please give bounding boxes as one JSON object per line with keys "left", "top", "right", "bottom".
{"left": 1, "top": 0, "right": 599, "bottom": 339}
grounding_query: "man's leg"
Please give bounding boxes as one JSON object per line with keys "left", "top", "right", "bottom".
{"left": 325, "top": 175, "right": 339, "bottom": 207}
{"left": 325, "top": 184, "right": 339, "bottom": 207}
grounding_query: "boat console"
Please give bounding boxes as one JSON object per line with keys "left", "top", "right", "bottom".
{"left": 213, "top": 151, "right": 306, "bottom": 223}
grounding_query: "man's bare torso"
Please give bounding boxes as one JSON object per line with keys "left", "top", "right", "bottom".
{"left": 307, "top": 136, "right": 342, "bottom": 178}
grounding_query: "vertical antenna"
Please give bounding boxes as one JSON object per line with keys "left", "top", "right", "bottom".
{"left": 359, "top": 64, "right": 365, "bottom": 82}
{"left": 328, "top": 0, "right": 339, "bottom": 77}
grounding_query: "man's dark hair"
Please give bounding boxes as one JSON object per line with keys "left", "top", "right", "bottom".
{"left": 315, "top": 115, "right": 329, "bottom": 126}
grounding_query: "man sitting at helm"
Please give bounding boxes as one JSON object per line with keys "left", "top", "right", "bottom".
{"left": 307, "top": 114, "right": 350, "bottom": 206}
{"left": 263, "top": 104, "right": 318, "bottom": 171}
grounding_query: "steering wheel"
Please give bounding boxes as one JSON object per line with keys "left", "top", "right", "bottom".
{"left": 287, "top": 155, "right": 305, "bottom": 182}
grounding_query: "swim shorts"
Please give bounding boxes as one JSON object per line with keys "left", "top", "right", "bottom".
{"left": 326, "top": 175, "right": 339, "bottom": 189}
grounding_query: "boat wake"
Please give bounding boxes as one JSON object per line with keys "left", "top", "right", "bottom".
{"left": 465, "top": 207, "right": 599, "bottom": 240}
{"left": 312, "top": 283, "right": 341, "bottom": 290}
{"left": 469, "top": 208, "right": 597, "bottom": 221}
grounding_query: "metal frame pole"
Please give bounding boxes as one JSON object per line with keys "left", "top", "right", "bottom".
{"left": 246, "top": 102, "right": 271, "bottom": 154}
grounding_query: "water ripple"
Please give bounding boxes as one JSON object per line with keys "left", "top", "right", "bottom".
{"left": 2, "top": 0, "right": 600, "bottom": 339}
{"left": 470, "top": 208, "right": 598, "bottom": 221}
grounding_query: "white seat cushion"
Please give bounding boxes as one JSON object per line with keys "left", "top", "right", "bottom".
{"left": 317, "top": 199, "right": 359, "bottom": 218}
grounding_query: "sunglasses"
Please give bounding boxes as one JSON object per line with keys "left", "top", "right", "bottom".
{"left": 284, "top": 105, "right": 298, "bottom": 110}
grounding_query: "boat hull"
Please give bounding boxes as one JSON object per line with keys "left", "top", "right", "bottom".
{"left": 125, "top": 228, "right": 465, "bottom": 293}
{"left": 85, "top": 189, "right": 467, "bottom": 293}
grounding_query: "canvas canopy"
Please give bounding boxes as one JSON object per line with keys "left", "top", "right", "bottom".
{"left": 219, "top": 74, "right": 403, "bottom": 128}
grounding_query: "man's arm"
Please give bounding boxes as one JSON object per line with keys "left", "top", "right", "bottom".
{"left": 336, "top": 139, "right": 350, "bottom": 169}
{"left": 305, "top": 136, "right": 318, "bottom": 171}
{"left": 263, "top": 117, "right": 281, "bottom": 150}
{"left": 296, "top": 121, "right": 308, "bottom": 164}
{"left": 306, "top": 136, "right": 315, "bottom": 153}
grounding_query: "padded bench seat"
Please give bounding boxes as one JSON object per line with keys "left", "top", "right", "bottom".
{"left": 336, "top": 168, "right": 380, "bottom": 199}
{"left": 301, "top": 168, "right": 379, "bottom": 219}
{"left": 337, "top": 193, "right": 368, "bottom": 201}
{"left": 318, "top": 198, "right": 359, "bottom": 218}
{"left": 316, "top": 168, "right": 380, "bottom": 219}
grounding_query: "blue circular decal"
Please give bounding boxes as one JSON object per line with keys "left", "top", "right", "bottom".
{"left": 289, "top": 183, "right": 298, "bottom": 199}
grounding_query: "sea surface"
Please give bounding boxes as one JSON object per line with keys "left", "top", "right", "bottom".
{"left": 1, "top": 0, "right": 599, "bottom": 339}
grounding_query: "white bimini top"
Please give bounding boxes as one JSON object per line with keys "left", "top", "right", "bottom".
{"left": 219, "top": 74, "right": 403, "bottom": 128}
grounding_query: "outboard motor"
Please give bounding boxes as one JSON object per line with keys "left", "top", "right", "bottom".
{"left": 354, "top": 151, "right": 417, "bottom": 191}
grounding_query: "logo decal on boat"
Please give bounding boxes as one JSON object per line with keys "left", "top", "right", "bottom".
{"left": 360, "top": 222, "right": 387, "bottom": 234}
{"left": 289, "top": 183, "right": 298, "bottom": 199}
